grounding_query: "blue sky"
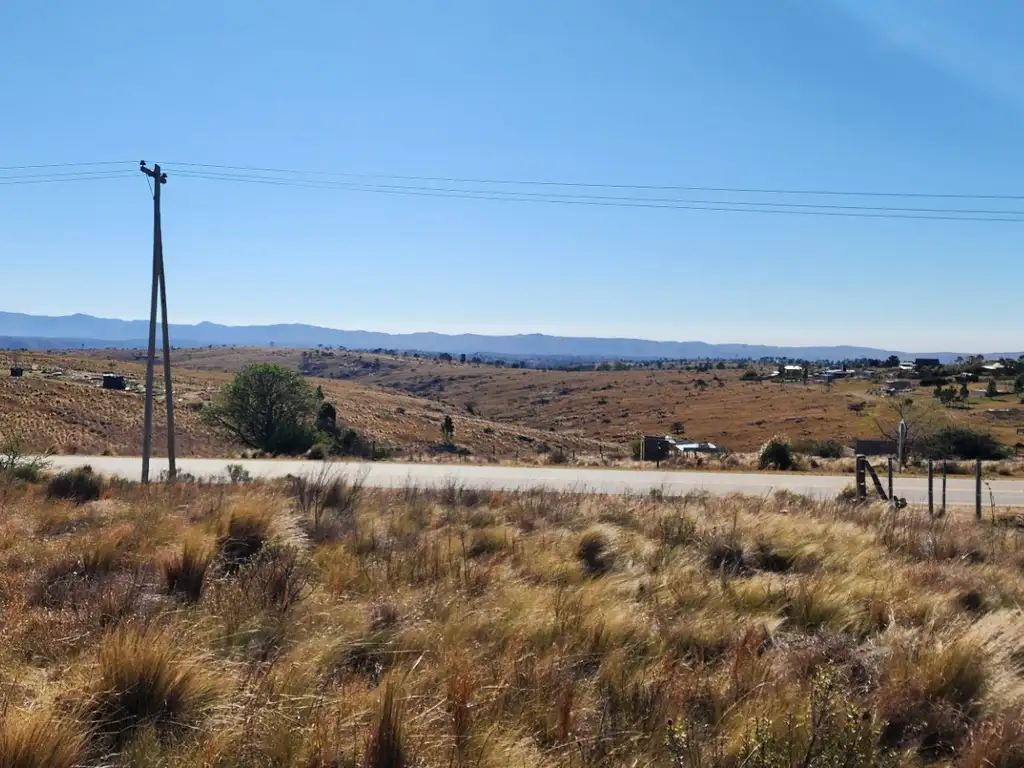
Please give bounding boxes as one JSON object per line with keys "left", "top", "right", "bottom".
{"left": 2, "top": 0, "right": 1023, "bottom": 351}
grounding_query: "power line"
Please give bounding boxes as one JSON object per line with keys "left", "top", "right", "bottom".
{"left": 165, "top": 160, "right": 1024, "bottom": 202}
{"left": 0, "top": 160, "right": 136, "bottom": 172}
{"left": 169, "top": 168, "right": 1024, "bottom": 217}
{"left": 0, "top": 171, "right": 139, "bottom": 185}
{"left": 169, "top": 169, "right": 1024, "bottom": 223}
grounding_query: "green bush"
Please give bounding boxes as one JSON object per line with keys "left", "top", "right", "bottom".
{"left": 45, "top": 466, "right": 103, "bottom": 504}
{"left": 201, "top": 364, "right": 318, "bottom": 455}
{"left": 1015, "top": 374, "right": 1024, "bottom": 394}
{"left": 758, "top": 434, "right": 794, "bottom": 470}
{"left": 741, "top": 369, "right": 760, "bottom": 381}
{"left": 917, "top": 427, "right": 1010, "bottom": 461}
{"left": 264, "top": 421, "right": 317, "bottom": 456}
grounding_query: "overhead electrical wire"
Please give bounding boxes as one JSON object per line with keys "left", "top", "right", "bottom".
{"left": 5, "top": 159, "right": 1024, "bottom": 222}
{"left": 0, "top": 160, "right": 136, "bottom": 172}
{"left": 167, "top": 167, "right": 1024, "bottom": 223}
{"left": 0, "top": 170, "right": 139, "bottom": 185}
{"left": 165, "top": 160, "right": 1024, "bottom": 202}
{"left": 168, "top": 168, "right": 1024, "bottom": 217}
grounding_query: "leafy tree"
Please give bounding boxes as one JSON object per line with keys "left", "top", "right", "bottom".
{"left": 987, "top": 378, "right": 999, "bottom": 398}
{"left": 758, "top": 434, "right": 794, "bottom": 470}
{"left": 670, "top": 420, "right": 685, "bottom": 435}
{"left": 459, "top": 353, "right": 467, "bottom": 364}
{"left": 316, "top": 401, "right": 337, "bottom": 433}
{"left": 442, "top": 415, "right": 455, "bottom": 445}
{"left": 1015, "top": 374, "right": 1024, "bottom": 394}
{"left": 201, "top": 364, "right": 318, "bottom": 454}
{"left": 872, "top": 396, "right": 945, "bottom": 457}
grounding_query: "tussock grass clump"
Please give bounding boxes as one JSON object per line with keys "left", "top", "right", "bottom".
{"left": 85, "top": 625, "right": 221, "bottom": 744}
{"left": 237, "top": 544, "right": 315, "bottom": 612}
{"left": 0, "top": 710, "right": 89, "bottom": 768}
{"left": 163, "top": 539, "right": 212, "bottom": 602}
{"left": 364, "top": 683, "right": 408, "bottom": 768}
{"left": 577, "top": 525, "right": 615, "bottom": 575}
{"left": 215, "top": 495, "right": 296, "bottom": 572}
{"left": 467, "top": 527, "right": 508, "bottom": 558}
{"left": 289, "top": 466, "right": 363, "bottom": 538}
{"left": 45, "top": 465, "right": 103, "bottom": 504}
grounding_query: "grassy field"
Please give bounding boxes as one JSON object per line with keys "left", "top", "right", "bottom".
{"left": 2, "top": 468, "right": 1024, "bottom": 766}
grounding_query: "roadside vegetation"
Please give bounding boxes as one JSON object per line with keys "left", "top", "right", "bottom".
{"left": 2, "top": 468, "right": 1024, "bottom": 765}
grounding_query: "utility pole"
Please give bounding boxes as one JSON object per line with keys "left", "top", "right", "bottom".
{"left": 139, "top": 162, "right": 175, "bottom": 482}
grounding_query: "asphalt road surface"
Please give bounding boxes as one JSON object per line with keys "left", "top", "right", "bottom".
{"left": 43, "top": 456, "right": 1024, "bottom": 508}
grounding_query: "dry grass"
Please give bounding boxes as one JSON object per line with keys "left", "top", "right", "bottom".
{"left": 3, "top": 473, "right": 1024, "bottom": 764}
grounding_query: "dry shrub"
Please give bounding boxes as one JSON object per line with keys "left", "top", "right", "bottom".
{"left": 45, "top": 466, "right": 103, "bottom": 504}
{"left": 0, "top": 709, "right": 89, "bottom": 768}
{"left": 163, "top": 539, "right": 212, "bottom": 602}
{"left": 85, "top": 624, "right": 221, "bottom": 745}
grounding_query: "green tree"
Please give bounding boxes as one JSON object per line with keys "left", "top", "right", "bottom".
{"left": 442, "top": 415, "right": 455, "bottom": 445}
{"left": 1014, "top": 373, "right": 1024, "bottom": 394}
{"left": 986, "top": 378, "right": 999, "bottom": 398}
{"left": 201, "top": 364, "right": 318, "bottom": 454}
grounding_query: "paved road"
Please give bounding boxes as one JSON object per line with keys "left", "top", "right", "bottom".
{"left": 44, "top": 456, "right": 1024, "bottom": 508}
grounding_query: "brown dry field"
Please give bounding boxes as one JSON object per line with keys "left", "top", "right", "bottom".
{"left": 0, "top": 351, "right": 614, "bottom": 459}
{"left": 137, "top": 347, "right": 1024, "bottom": 454}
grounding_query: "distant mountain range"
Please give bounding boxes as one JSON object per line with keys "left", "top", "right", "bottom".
{"left": 0, "top": 311, "right": 1019, "bottom": 363}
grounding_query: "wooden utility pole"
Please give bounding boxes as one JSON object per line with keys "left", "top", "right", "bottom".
{"left": 139, "top": 162, "right": 175, "bottom": 482}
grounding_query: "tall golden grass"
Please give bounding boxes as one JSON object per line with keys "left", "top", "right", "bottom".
{"left": 1, "top": 470, "right": 1024, "bottom": 765}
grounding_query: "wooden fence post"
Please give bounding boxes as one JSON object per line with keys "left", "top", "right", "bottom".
{"left": 855, "top": 455, "right": 867, "bottom": 501}
{"left": 976, "top": 459, "right": 983, "bottom": 521}
{"left": 941, "top": 464, "right": 947, "bottom": 516}
{"left": 887, "top": 457, "right": 894, "bottom": 505}
{"left": 927, "top": 460, "right": 934, "bottom": 517}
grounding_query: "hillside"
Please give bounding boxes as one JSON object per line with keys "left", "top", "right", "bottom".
{"left": 0, "top": 351, "right": 614, "bottom": 459}
{"left": 140, "top": 346, "right": 1024, "bottom": 454}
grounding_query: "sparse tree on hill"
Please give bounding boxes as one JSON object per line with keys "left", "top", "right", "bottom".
{"left": 442, "top": 415, "right": 455, "bottom": 445}
{"left": 201, "top": 364, "right": 318, "bottom": 454}
{"left": 872, "top": 396, "right": 945, "bottom": 457}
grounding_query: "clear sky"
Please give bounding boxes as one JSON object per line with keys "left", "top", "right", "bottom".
{"left": 2, "top": 0, "right": 1023, "bottom": 351}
